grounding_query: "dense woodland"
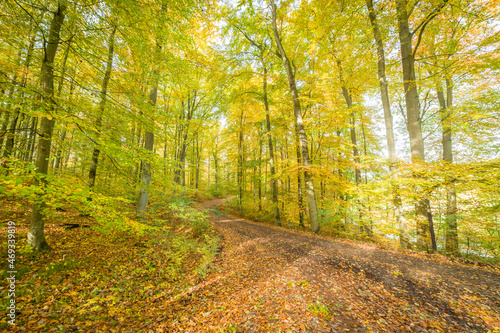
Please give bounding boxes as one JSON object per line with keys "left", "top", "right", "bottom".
{"left": 1, "top": 0, "right": 500, "bottom": 260}
{"left": 1, "top": 0, "right": 500, "bottom": 259}
{"left": 1, "top": 0, "right": 500, "bottom": 331}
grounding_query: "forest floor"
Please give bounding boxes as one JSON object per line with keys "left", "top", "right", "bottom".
{"left": 1, "top": 197, "right": 500, "bottom": 332}
{"left": 161, "top": 199, "right": 500, "bottom": 333}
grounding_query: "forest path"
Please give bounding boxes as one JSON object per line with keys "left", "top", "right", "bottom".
{"left": 163, "top": 199, "right": 500, "bottom": 332}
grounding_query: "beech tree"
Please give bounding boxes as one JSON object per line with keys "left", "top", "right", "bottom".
{"left": 366, "top": 0, "right": 410, "bottom": 249}
{"left": 28, "top": 1, "right": 66, "bottom": 251}
{"left": 270, "top": 0, "right": 319, "bottom": 233}
{"left": 0, "top": 0, "right": 497, "bottom": 260}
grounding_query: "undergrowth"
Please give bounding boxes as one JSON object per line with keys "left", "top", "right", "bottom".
{"left": 0, "top": 194, "right": 219, "bottom": 331}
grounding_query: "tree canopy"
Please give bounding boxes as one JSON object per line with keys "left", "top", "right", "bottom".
{"left": 1, "top": 0, "right": 499, "bottom": 258}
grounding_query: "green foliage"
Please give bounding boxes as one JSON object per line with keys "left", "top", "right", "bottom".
{"left": 308, "top": 299, "right": 332, "bottom": 318}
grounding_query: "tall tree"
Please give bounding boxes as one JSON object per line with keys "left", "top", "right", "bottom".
{"left": 88, "top": 23, "right": 117, "bottom": 192}
{"left": 395, "top": 0, "right": 447, "bottom": 252}
{"left": 28, "top": 1, "right": 66, "bottom": 251}
{"left": 137, "top": 61, "right": 158, "bottom": 218}
{"left": 270, "top": 0, "right": 319, "bottom": 233}
{"left": 263, "top": 66, "right": 281, "bottom": 226}
{"left": 366, "top": 0, "right": 410, "bottom": 248}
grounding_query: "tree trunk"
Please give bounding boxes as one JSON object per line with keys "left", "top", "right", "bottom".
{"left": 271, "top": 1, "right": 318, "bottom": 232}
{"left": 366, "top": 0, "right": 410, "bottom": 248}
{"left": 54, "top": 76, "right": 75, "bottom": 170}
{"left": 295, "top": 128, "right": 305, "bottom": 228}
{"left": 4, "top": 28, "right": 37, "bottom": 162}
{"left": 437, "top": 77, "right": 458, "bottom": 255}
{"left": 396, "top": 0, "right": 432, "bottom": 252}
{"left": 336, "top": 57, "right": 370, "bottom": 237}
{"left": 53, "top": 39, "right": 73, "bottom": 171}
{"left": 3, "top": 107, "right": 20, "bottom": 159}
{"left": 195, "top": 135, "right": 200, "bottom": 189}
{"left": 137, "top": 85, "right": 156, "bottom": 217}
{"left": 88, "top": 25, "right": 116, "bottom": 192}
{"left": 237, "top": 110, "right": 244, "bottom": 214}
{"left": 214, "top": 151, "right": 219, "bottom": 192}
{"left": 175, "top": 96, "right": 194, "bottom": 186}
{"left": 18, "top": 114, "right": 31, "bottom": 160}
{"left": 28, "top": 1, "right": 66, "bottom": 251}
{"left": 26, "top": 117, "right": 38, "bottom": 162}
{"left": 0, "top": 111, "right": 11, "bottom": 151}
{"left": 258, "top": 126, "right": 263, "bottom": 211}
{"left": 263, "top": 66, "right": 281, "bottom": 226}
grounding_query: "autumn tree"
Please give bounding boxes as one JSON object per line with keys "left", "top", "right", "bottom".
{"left": 28, "top": 0, "right": 66, "bottom": 251}
{"left": 270, "top": 0, "right": 319, "bottom": 233}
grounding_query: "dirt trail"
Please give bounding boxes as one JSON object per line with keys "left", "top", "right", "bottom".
{"left": 163, "top": 199, "right": 500, "bottom": 332}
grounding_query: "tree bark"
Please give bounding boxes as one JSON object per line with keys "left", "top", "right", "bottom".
{"left": 195, "top": 135, "right": 200, "bottom": 189}
{"left": 137, "top": 85, "right": 156, "bottom": 217}
{"left": 437, "top": 77, "right": 458, "bottom": 255}
{"left": 26, "top": 117, "right": 38, "bottom": 162}
{"left": 258, "top": 125, "right": 262, "bottom": 211}
{"left": 28, "top": 1, "right": 66, "bottom": 251}
{"left": 214, "top": 151, "right": 219, "bottom": 192}
{"left": 295, "top": 127, "right": 304, "bottom": 228}
{"left": 396, "top": 0, "right": 433, "bottom": 252}
{"left": 3, "top": 107, "right": 20, "bottom": 159}
{"left": 174, "top": 94, "right": 195, "bottom": 186}
{"left": 53, "top": 38, "right": 73, "bottom": 171}
{"left": 366, "top": 0, "right": 410, "bottom": 248}
{"left": 88, "top": 25, "right": 116, "bottom": 191}
{"left": 54, "top": 75, "right": 75, "bottom": 170}
{"left": 271, "top": 0, "right": 319, "bottom": 232}
{"left": 4, "top": 28, "right": 37, "bottom": 161}
{"left": 336, "top": 58, "right": 371, "bottom": 237}
{"left": 237, "top": 110, "right": 244, "bottom": 214}
{"left": 263, "top": 66, "right": 281, "bottom": 226}
{"left": 0, "top": 111, "right": 11, "bottom": 152}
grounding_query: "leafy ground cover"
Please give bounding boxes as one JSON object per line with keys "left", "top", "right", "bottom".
{"left": 1, "top": 197, "right": 499, "bottom": 332}
{"left": 0, "top": 196, "right": 219, "bottom": 332}
{"left": 164, "top": 199, "right": 500, "bottom": 332}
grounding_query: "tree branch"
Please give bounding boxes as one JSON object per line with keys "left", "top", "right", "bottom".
{"left": 412, "top": 0, "right": 450, "bottom": 58}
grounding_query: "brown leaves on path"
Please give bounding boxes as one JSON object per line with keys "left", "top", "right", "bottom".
{"left": 163, "top": 199, "right": 500, "bottom": 332}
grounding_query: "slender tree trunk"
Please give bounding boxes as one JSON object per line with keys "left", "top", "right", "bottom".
{"left": 4, "top": 27, "right": 37, "bottom": 162}
{"left": 437, "top": 77, "right": 458, "bottom": 255}
{"left": 137, "top": 84, "right": 156, "bottom": 217}
{"left": 396, "top": 0, "right": 433, "bottom": 252}
{"left": 0, "top": 111, "right": 11, "bottom": 151}
{"left": 257, "top": 126, "right": 263, "bottom": 211}
{"left": 54, "top": 76, "right": 75, "bottom": 170}
{"left": 180, "top": 143, "right": 187, "bottom": 186}
{"left": 88, "top": 25, "right": 116, "bottom": 192}
{"left": 264, "top": 158, "right": 267, "bottom": 197}
{"left": 207, "top": 155, "right": 211, "bottom": 187}
{"left": 237, "top": 110, "right": 244, "bottom": 214}
{"left": 26, "top": 117, "right": 38, "bottom": 162}
{"left": 295, "top": 128, "right": 305, "bottom": 228}
{"left": 195, "top": 135, "right": 200, "bottom": 189}
{"left": 361, "top": 121, "right": 374, "bottom": 237}
{"left": 366, "top": 0, "right": 410, "bottom": 248}
{"left": 0, "top": 73, "right": 19, "bottom": 155}
{"left": 28, "top": 1, "right": 66, "bottom": 251}
{"left": 336, "top": 58, "right": 370, "bottom": 236}
{"left": 175, "top": 98, "right": 194, "bottom": 186}
{"left": 52, "top": 39, "right": 73, "bottom": 171}
{"left": 137, "top": 27, "right": 162, "bottom": 215}
{"left": 3, "top": 107, "right": 20, "bottom": 159}
{"left": 271, "top": 1, "right": 319, "bottom": 232}
{"left": 214, "top": 151, "right": 219, "bottom": 192}
{"left": 53, "top": 130, "right": 66, "bottom": 170}
{"left": 18, "top": 115, "right": 31, "bottom": 160}
{"left": 263, "top": 66, "right": 281, "bottom": 226}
